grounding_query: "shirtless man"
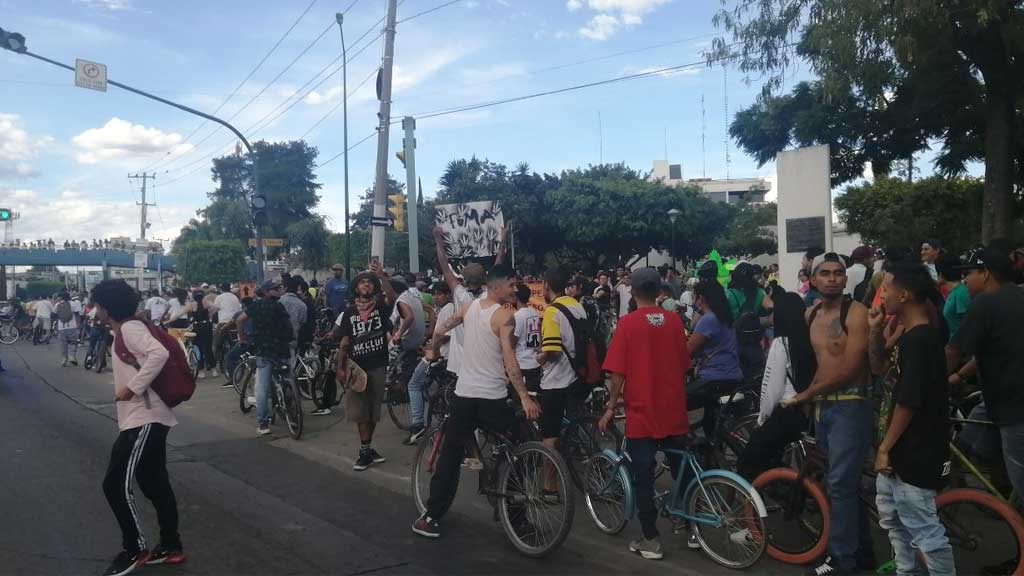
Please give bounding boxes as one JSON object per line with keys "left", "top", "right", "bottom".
{"left": 411, "top": 264, "right": 541, "bottom": 539}
{"left": 785, "top": 252, "right": 875, "bottom": 576}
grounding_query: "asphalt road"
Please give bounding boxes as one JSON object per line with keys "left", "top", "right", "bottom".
{"left": 0, "top": 340, "right": 799, "bottom": 576}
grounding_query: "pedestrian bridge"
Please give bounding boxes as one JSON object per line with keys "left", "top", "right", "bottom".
{"left": 0, "top": 248, "right": 176, "bottom": 271}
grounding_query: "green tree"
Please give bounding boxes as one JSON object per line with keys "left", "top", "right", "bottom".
{"left": 835, "top": 177, "right": 984, "bottom": 256}
{"left": 176, "top": 240, "right": 248, "bottom": 285}
{"left": 716, "top": 201, "right": 778, "bottom": 258}
{"left": 714, "top": 0, "right": 1023, "bottom": 240}
{"left": 287, "top": 216, "right": 331, "bottom": 275}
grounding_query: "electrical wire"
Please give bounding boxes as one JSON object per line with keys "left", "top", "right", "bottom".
{"left": 300, "top": 66, "right": 378, "bottom": 140}
{"left": 318, "top": 130, "right": 378, "bottom": 168}
{"left": 396, "top": 0, "right": 462, "bottom": 23}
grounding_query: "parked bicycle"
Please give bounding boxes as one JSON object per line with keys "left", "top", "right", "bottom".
{"left": 385, "top": 346, "right": 413, "bottom": 431}
{"left": 584, "top": 435, "right": 768, "bottom": 569}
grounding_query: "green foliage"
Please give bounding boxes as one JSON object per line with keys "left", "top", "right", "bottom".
{"left": 716, "top": 202, "right": 778, "bottom": 258}
{"left": 24, "top": 281, "right": 64, "bottom": 300}
{"left": 714, "top": 0, "right": 1024, "bottom": 239}
{"left": 835, "top": 177, "right": 984, "bottom": 256}
{"left": 287, "top": 216, "right": 331, "bottom": 273}
{"left": 176, "top": 241, "right": 248, "bottom": 285}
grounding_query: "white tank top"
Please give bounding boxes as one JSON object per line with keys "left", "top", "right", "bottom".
{"left": 455, "top": 299, "right": 508, "bottom": 400}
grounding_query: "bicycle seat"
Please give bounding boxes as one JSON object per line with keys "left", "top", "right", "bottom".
{"left": 717, "top": 392, "right": 746, "bottom": 405}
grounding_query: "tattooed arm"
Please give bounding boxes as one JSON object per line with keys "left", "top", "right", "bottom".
{"left": 868, "top": 306, "right": 890, "bottom": 376}
{"left": 496, "top": 307, "right": 541, "bottom": 420}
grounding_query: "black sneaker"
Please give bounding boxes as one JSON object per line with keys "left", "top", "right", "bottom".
{"left": 103, "top": 550, "right": 149, "bottom": 576}
{"left": 403, "top": 425, "right": 426, "bottom": 446}
{"left": 806, "top": 556, "right": 847, "bottom": 576}
{"left": 69, "top": 360, "right": 78, "bottom": 367}
{"left": 369, "top": 448, "right": 386, "bottom": 464}
{"left": 412, "top": 515, "right": 441, "bottom": 538}
{"left": 145, "top": 544, "right": 185, "bottom": 565}
{"left": 354, "top": 450, "right": 373, "bottom": 471}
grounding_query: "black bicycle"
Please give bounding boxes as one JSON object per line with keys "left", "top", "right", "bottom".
{"left": 412, "top": 399, "right": 575, "bottom": 558}
{"left": 239, "top": 359, "right": 304, "bottom": 439}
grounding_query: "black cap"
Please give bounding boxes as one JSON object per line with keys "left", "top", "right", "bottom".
{"left": 956, "top": 244, "right": 1012, "bottom": 275}
{"left": 631, "top": 267, "right": 661, "bottom": 291}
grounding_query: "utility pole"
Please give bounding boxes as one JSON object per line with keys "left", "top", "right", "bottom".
{"left": 129, "top": 172, "right": 155, "bottom": 240}
{"left": 401, "top": 116, "right": 419, "bottom": 272}
{"left": 370, "top": 0, "right": 399, "bottom": 266}
{"left": 336, "top": 12, "right": 352, "bottom": 281}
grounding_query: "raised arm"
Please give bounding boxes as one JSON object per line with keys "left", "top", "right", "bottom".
{"left": 867, "top": 305, "right": 890, "bottom": 376}
{"left": 496, "top": 308, "right": 541, "bottom": 420}
{"left": 433, "top": 226, "right": 460, "bottom": 293}
{"left": 494, "top": 223, "right": 510, "bottom": 266}
{"left": 437, "top": 303, "right": 469, "bottom": 336}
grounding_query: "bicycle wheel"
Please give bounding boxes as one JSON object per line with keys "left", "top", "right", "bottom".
{"left": 187, "top": 346, "right": 200, "bottom": 381}
{"left": 560, "top": 421, "right": 597, "bottom": 492}
{"left": 937, "top": 488, "right": 1024, "bottom": 575}
{"left": 387, "top": 386, "right": 412, "bottom": 431}
{"left": 584, "top": 451, "right": 630, "bottom": 535}
{"left": 687, "top": 475, "right": 767, "bottom": 569}
{"left": 295, "top": 358, "right": 316, "bottom": 401}
{"left": 753, "top": 467, "right": 829, "bottom": 565}
{"left": 238, "top": 367, "right": 255, "bottom": 414}
{"left": 497, "top": 441, "right": 575, "bottom": 558}
{"left": 412, "top": 426, "right": 450, "bottom": 516}
{"left": 0, "top": 322, "right": 19, "bottom": 345}
{"left": 278, "top": 377, "right": 304, "bottom": 440}
{"left": 232, "top": 361, "right": 252, "bottom": 397}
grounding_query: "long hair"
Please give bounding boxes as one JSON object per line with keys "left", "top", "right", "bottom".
{"left": 173, "top": 288, "right": 188, "bottom": 305}
{"left": 694, "top": 279, "right": 734, "bottom": 326}
{"left": 772, "top": 292, "right": 817, "bottom": 393}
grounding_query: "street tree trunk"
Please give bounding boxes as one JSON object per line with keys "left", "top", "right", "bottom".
{"left": 982, "top": 73, "right": 1016, "bottom": 242}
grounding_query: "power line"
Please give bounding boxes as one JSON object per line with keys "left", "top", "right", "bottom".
{"left": 396, "top": 0, "right": 462, "bottom": 23}
{"left": 140, "top": 0, "right": 320, "bottom": 173}
{"left": 401, "top": 45, "right": 751, "bottom": 122}
{"left": 319, "top": 130, "right": 378, "bottom": 168}
{"left": 300, "top": 67, "right": 378, "bottom": 140}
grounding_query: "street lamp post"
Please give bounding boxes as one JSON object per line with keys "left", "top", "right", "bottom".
{"left": 667, "top": 208, "right": 681, "bottom": 271}
{"left": 335, "top": 13, "right": 351, "bottom": 281}
{"left": 0, "top": 26, "right": 265, "bottom": 282}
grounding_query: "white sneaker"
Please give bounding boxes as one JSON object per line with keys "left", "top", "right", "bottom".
{"left": 247, "top": 396, "right": 256, "bottom": 406}
{"left": 198, "top": 371, "right": 206, "bottom": 379}
{"left": 211, "top": 368, "right": 219, "bottom": 378}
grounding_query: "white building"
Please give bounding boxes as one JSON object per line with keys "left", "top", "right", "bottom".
{"left": 650, "top": 161, "right": 770, "bottom": 204}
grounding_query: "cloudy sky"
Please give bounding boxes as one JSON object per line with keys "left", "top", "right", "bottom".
{"left": 2, "top": 0, "right": 802, "bottom": 247}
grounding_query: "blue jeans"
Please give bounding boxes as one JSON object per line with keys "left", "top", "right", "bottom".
{"left": 875, "top": 474, "right": 955, "bottom": 575}
{"left": 255, "top": 356, "right": 273, "bottom": 427}
{"left": 1000, "top": 421, "right": 1024, "bottom": 503}
{"left": 408, "top": 359, "right": 430, "bottom": 429}
{"left": 816, "top": 399, "right": 875, "bottom": 571}
{"left": 625, "top": 436, "right": 690, "bottom": 540}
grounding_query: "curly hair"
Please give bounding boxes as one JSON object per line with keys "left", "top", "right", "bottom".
{"left": 91, "top": 279, "right": 139, "bottom": 322}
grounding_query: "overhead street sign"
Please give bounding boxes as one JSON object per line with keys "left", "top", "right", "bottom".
{"left": 133, "top": 251, "right": 147, "bottom": 268}
{"left": 75, "top": 58, "right": 107, "bottom": 92}
{"left": 248, "top": 238, "right": 286, "bottom": 248}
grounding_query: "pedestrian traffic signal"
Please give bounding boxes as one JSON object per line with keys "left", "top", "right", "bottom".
{"left": 388, "top": 193, "right": 406, "bottom": 232}
{"left": 0, "top": 208, "right": 10, "bottom": 221}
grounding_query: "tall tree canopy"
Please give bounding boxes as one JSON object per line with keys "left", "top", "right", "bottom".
{"left": 715, "top": 0, "right": 1024, "bottom": 240}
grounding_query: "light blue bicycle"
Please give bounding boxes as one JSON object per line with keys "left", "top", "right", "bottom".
{"left": 584, "top": 435, "right": 768, "bottom": 569}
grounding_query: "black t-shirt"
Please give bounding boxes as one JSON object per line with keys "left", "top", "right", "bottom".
{"left": 884, "top": 324, "right": 950, "bottom": 490}
{"left": 337, "top": 301, "right": 393, "bottom": 371}
{"left": 952, "top": 285, "right": 1024, "bottom": 425}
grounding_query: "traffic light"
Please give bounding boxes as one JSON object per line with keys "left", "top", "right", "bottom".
{"left": 250, "top": 195, "right": 268, "bottom": 227}
{"left": 0, "top": 208, "right": 10, "bottom": 221}
{"left": 388, "top": 193, "right": 406, "bottom": 232}
{"left": 0, "top": 28, "right": 27, "bottom": 53}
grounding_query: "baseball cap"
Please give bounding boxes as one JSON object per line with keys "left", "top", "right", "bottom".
{"left": 331, "top": 263, "right": 344, "bottom": 271}
{"left": 697, "top": 260, "right": 719, "bottom": 279}
{"left": 259, "top": 279, "right": 282, "bottom": 293}
{"left": 811, "top": 252, "right": 848, "bottom": 274}
{"left": 956, "top": 245, "right": 1012, "bottom": 275}
{"left": 631, "top": 267, "right": 661, "bottom": 291}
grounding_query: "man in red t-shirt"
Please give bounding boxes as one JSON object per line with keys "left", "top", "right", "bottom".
{"left": 599, "top": 267, "right": 691, "bottom": 560}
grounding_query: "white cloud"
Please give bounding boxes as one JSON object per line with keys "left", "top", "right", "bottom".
{"left": 392, "top": 46, "right": 469, "bottom": 94}
{"left": 71, "top": 118, "right": 193, "bottom": 165}
{"left": 579, "top": 14, "right": 623, "bottom": 41}
{"left": 74, "top": 0, "right": 133, "bottom": 10}
{"left": 0, "top": 114, "right": 51, "bottom": 180}
{"left": 570, "top": 0, "right": 670, "bottom": 40}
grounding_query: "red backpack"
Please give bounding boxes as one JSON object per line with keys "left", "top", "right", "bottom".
{"left": 114, "top": 319, "right": 196, "bottom": 408}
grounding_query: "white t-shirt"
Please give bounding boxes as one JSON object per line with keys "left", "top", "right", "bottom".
{"left": 213, "top": 292, "right": 242, "bottom": 324}
{"left": 615, "top": 283, "right": 632, "bottom": 318}
{"left": 758, "top": 337, "right": 797, "bottom": 425}
{"left": 390, "top": 289, "right": 426, "bottom": 351}
{"left": 166, "top": 299, "right": 190, "bottom": 323}
{"left": 35, "top": 299, "right": 54, "bottom": 319}
{"left": 513, "top": 306, "right": 541, "bottom": 370}
{"left": 57, "top": 300, "right": 78, "bottom": 331}
{"left": 145, "top": 297, "right": 169, "bottom": 323}
{"left": 845, "top": 263, "right": 868, "bottom": 296}
{"left": 433, "top": 302, "right": 455, "bottom": 358}
{"left": 447, "top": 284, "right": 485, "bottom": 375}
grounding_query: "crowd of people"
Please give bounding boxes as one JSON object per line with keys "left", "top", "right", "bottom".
{"left": 0, "top": 238, "right": 163, "bottom": 252}
{"left": 5, "top": 227, "right": 1024, "bottom": 576}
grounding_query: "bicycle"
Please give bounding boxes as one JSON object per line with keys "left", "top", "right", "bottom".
{"left": 542, "top": 385, "right": 624, "bottom": 492}
{"left": 411, "top": 399, "right": 576, "bottom": 558}
{"left": 688, "top": 380, "right": 761, "bottom": 473}
{"left": 239, "top": 358, "right": 304, "bottom": 439}
{"left": 583, "top": 435, "right": 768, "bottom": 569}
{"left": 385, "top": 346, "right": 414, "bottom": 431}
{"left": 310, "top": 343, "right": 345, "bottom": 411}
{"left": 0, "top": 317, "right": 20, "bottom": 344}
{"left": 233, "top": 351, "right": 256, "bottom": 399}
{"left": 294, "top": 345, "right": 322, "bottom": 401}
{"left": 752, "top": 425, "right": 1024, "bottom": 574}
{"left": 168, "top": 327, "right": 201, "bottom": 381}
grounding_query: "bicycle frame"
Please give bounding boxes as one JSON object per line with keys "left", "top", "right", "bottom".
{"left": 949, "top": 417, "right": 1017, "bottom": 507}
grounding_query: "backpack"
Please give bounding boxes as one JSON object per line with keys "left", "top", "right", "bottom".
{"left": 114, "top": 319, "right": 196, "bottom": 408}
{"left": 853, "top": 268, "right": 874, "bottom": 303}
{"left": 550, "top": 302, "right": 603, "bottom": 385}
{"left": 808, "top": 295, "right": 854, "bottom": 335}
{"left": 56, "top": 300, "right": 74, "bottom": 323}
{"left": 733, "top": 290, "right": 765, "bottom": 345}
